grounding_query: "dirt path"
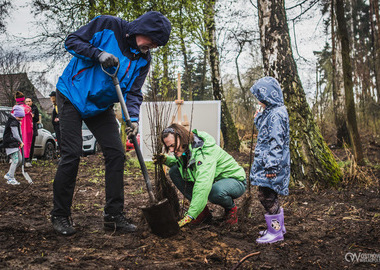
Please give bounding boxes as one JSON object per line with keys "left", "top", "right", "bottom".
{"left": 0, "top": 152, "right": 379, "bottom": 269}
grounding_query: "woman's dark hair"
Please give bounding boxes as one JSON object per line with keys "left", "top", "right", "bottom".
{"left": 161, "top": 123, "right": 194, "bottom": 153}
{"left": 15, "top": 91, "right": 24, "bottom": 99}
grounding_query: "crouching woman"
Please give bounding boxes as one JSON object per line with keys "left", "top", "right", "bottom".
{"left": 155, "top": 123, "right": 246, "bottom": 228}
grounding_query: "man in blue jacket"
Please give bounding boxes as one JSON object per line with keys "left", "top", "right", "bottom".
{"left": 51, "top": 11, "right": 171, "bottom": 236}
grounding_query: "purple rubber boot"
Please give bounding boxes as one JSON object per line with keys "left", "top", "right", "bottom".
{"left": 259, "top": 208, "right": 286, "bottom": 236}
{"left": 256, "top": 210, "right": 284, "bottom": 244}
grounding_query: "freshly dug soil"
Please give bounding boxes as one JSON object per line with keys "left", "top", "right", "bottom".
{"left": 0, "top": 148, "right": 379, "bottom": 269}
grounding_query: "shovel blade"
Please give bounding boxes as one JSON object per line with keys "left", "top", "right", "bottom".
{"left": 22, "top": 165, "right": 33, "bottom": 184}
{"left": 141, "top": 198, "right": 179, "bottom": 238}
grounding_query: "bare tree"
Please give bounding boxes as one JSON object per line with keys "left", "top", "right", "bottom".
{"left": 0, "top": 48, "right": 29, "bottom": 106}
{"left": 0, "top": 0, "right": 11, "bottom": 33}
{"left": 257, "top": 0, "right": 342, "bottom": 185}
{"left": 144, "top": 81, "right": 180, "bottom": 218}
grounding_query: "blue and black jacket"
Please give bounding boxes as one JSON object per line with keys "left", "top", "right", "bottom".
{"left": 56, "top": 11, "right": 171, "bottom": 120}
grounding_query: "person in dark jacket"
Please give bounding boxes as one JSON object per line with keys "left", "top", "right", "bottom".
{"left": 49, "top": 91, "right": 61, "bottom": 151}
{"left": 25, "top": 98, "right": 40, "bottom": 167}
{"left": 3, "top": 105, "right": 27, "bottom": 185}
{"left": 249, "top": 76, "right": 290, "bottom": 244}
{"left": 50, "top": 11, "right": 171, "bottom": 236}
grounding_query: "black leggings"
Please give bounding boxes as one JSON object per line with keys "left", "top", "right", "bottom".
{"left": 258, "top": 186, "right": 280, "bottom": 215}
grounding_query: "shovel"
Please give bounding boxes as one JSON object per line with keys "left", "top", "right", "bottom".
{"left": 21, "top": 147, "right": 33, "bottom": 184}
{"left": 102, "top": 63, "right": 179, "bottom": 238}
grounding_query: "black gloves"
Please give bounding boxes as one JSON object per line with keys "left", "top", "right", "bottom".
{"left": 98, "top": 51, "right": 119, "bottom": 68}
{"left": 125, "top": 122, "right": 139, "bottom": 139}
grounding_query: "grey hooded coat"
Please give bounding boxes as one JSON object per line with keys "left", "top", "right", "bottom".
{"left": 249, "top": 77, "right": 290, "bottom": 195}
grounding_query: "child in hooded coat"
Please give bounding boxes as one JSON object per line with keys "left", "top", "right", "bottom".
{"left": 249, "top": 76, "right": 290, "bottom": 244}
{"left": 3, "top": 105, "right": 26, "bottom": 185}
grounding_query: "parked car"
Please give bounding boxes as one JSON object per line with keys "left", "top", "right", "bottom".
{"left": 82, "top": 121, "right": 99, "bottom": 155}
{"left": 125, "top": 134, "right": 140, "bottom": 152}
{"left": 0, "top": 106, "right": 57, "bottom": 162}
{"left": 82, "top": 119, "right": 121, "bottom": 155}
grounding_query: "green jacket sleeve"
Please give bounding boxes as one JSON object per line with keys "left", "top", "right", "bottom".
{"left": 164, "top": 155, "right": 177, "bottom": 167}
{"left": 186, "top": 151, "right": 217, "bottom": 218}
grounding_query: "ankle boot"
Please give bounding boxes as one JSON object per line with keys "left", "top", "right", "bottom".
{"left": 225, "top": 206, "right": 238, "bottom": 225}
{"left": 259, "top": 207, "right": 286, "bottom": 236}
{"left": 256, "top": 211, "right": 284, "bottom": 244}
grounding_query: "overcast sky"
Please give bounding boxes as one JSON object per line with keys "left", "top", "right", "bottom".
{"left": 1, "top": 0, "right": 326, "bottom": 101}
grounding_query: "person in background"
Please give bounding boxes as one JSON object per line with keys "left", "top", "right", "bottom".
{"left": 14, "top": 91, "right": 33, "bottom": 166}
{"left": 49, "top": 91, "right": 61, "bottom": 151}
{"left": 249, "top": 76, "right": 290, "bottom": 244}
{"left": 25, "top": 98, "right": 40, "bottom": 167}
{"left": 154, "top": 123, "right": 246, "bottom": 228}
{"left": 3, "top": 105, "right": 28, "bottom": 185}
{"left": 50, "top": 11, "right": 171, "bottom": 236}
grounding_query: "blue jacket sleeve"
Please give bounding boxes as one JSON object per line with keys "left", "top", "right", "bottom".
{"left": 264, "top": 113, "right": 286, "bottom": 174}
{"left": 124, "top": 63, "right": 149, "bottom": 122}
{"left": 65, "top": 16, "right": 113, "bottom": 61}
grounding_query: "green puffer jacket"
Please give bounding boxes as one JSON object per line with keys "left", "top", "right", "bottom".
{"left": 164, "top": 130, "right": 246, "bottom": 218}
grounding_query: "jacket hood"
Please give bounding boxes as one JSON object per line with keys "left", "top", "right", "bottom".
{"left": 191, "top": 130, "right": 216, "bottom": 149}
{"left": 128, "top": 11, "right": 171, "bottom": 46}
{"left": 250, "top": 76, "right": 284, "bottom": 107}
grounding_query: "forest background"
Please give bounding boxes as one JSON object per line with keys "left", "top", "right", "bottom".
{"left": 0, "top": 0, "right": 379, "bottom": 187}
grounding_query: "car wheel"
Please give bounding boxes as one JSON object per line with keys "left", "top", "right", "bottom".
{"left": 43, "top": 141, "right": 56, "bottom": 160}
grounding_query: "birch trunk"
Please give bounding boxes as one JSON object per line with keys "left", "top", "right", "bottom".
{"left": 257, "top": 0, "right": 342, "bottom": 185}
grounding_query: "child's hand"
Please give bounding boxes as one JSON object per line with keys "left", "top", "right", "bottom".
{"left": 266, "top": 173, "right": 276, "bottom": 178}
{"left": 20, "top": 143, "right": 24, "bottom": 148}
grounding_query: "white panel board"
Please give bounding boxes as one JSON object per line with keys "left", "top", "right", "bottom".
{"left": 139, "top": 100, "right": 221, "bottom": 161}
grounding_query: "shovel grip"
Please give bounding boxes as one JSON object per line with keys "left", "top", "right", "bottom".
{"left": 102, "top": 64, "right": 157, "bottom": 204}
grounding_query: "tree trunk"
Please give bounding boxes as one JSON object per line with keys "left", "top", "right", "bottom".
{"left": 162, "top": 46, "right": 170, "bottom": 97}
{"left": 335, "top": 0, "right": 364, "bottom": 164}
{"left": 200, "top": 51, "right": 207, "bottom": 98}
{"left": 204, "top": 0, "right": 240, "bottom": 151}
{"left": 257, "top": 0, "right": 342, "bottom": 185}
{"left": 331, "top": 0, "right": 350, "bottom": 147}
{"left": 179, "top": 8, "right": 192, "bottom": 100}
{"left": 370, "top": 0, "right": 380, "bottom": 103}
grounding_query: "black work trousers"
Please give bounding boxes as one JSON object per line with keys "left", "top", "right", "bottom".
{"left": 28, "top": 134, "right": 37, "bottom": 162}
{"left": 51, "top": 90, "right": 125, "bottom": 217}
